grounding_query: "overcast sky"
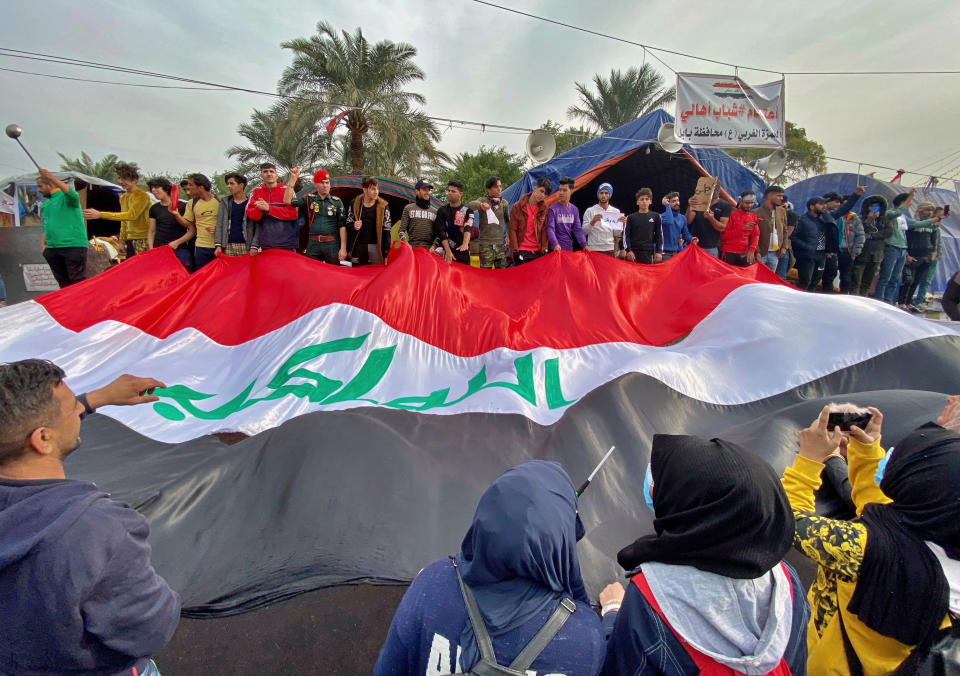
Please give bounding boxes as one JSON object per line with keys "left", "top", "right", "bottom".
{"left": 2, "top": 0, "right": 959, "bottom": 187}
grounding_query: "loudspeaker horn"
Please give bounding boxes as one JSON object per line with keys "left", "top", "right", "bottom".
{"left": 656, "top": 123, "right": 684, "bottom": 154}
{"left": 753, "top": 149, "right": 788, "bottom": 180}
{"left": 525, "top": 129, "right": 557, "bottom": 165}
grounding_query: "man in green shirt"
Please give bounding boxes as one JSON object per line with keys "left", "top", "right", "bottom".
{"left": 37, "top": 169, "right": 88, "bottom": 287}
{"left": 284, "top": 166, "right": 347, "bottom": 264}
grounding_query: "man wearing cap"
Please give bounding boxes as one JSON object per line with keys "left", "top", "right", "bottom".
{"left": 899, "top": 201, "right": 942, "bottom": 309}
{"left": 246, "top": 163, "right": 300, "bottom": 252}
{"left": 583, "top": 183, "right": 625, "bottom": 256}
{"left": 399, "top": 180, "right": 439, "bottom": 252}
{"left": 284, "top": 167, "right": 346, "bottom": 264}
{"left": 719, "top": 191, "right": 759, "bottom": 267}
{"left": 753, "top": 186, "right": 791, "bottom": 278}
{"left": 819, "top": 190, "right": 861, "bottom": 293}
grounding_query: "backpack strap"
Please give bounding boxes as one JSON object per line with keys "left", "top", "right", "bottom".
{"left": 451, "top": 557, "right": 576, "bottom": 675}
{"left": 507, "top": 596, "right": 576, "bottom": 672}
{"left": 451, "top": 557, "right": 499, "bottom": 667}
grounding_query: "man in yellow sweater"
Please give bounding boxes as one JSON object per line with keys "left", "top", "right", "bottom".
{"left": 782, "top": 403, "right": 960, "bottom": 674}
{"left": 82, "top": 163, "right": 151, "bottom": 259}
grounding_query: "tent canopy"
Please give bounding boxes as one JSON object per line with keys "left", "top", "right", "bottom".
{"left": 503, "top": 109, "right": 767, "bottom": 216}
{"left": 0, "top": 170, "right": 122, "bottom": 191}
{"left": 785, "top": 172, "right": 960, "bottom": 294}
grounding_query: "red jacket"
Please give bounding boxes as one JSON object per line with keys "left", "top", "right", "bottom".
{"left": 721, "top": 209, "right": 760, "bottom": 255}
{"left": 245, "top": 183, "right": 298, "bottom": 222}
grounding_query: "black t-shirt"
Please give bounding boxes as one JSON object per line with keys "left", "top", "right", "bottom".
{"left": 690, "top": 201, "right": 731, "bottom": 250}
{"left": 436, "top": 204, "right": 472, "bottom": 248}
{"left": 149, "top": 202, "right": 187, "bottom": 247}
{"left": 355, "top": 204, "right": 379, "bottom": 244}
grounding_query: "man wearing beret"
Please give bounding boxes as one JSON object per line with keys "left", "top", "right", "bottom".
{"left": 285, "top": 167, "right": 347, "bottom": 264}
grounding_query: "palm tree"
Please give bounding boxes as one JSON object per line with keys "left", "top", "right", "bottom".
{"left": 362, "top": 102, "right": 449, "bottom": 181}
{"left": 226, "top": 101, "right": 332, "bottom": 177}
{"left": 57, "top": 152, "right": 125, "bottom": 182}
{"left": 278, "top": 22, "right": 441, "bottom": 174}
{"left": 567, "top": 65, "right": 676, "bottom": 132}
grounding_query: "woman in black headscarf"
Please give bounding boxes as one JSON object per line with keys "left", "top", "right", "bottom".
{"left": 782, "top": 403, "right": 960, "bottom": 674}
{"left": 601, "top": 435, "right": 810, "bottom": 676}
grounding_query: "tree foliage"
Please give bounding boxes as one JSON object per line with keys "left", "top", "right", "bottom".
{"left": 539, "top": 120, "right": 597, "bottom": 156}
{"left": 725, "top": 121, "right": 828, "bottom": 185}
{"left": 431, "top": 146, "right": 527, "bottom": 201}
{"left": 57, "top": 152, "right": 130, "bottom": 183}
{"left": 225, "top": 101, "right": 332, "bottom": 177}
{"left": 567, "top": 65, "right": 676, "bottom": 132}
{"left": 278, "top": 22, "right": 442, "bottom": 175}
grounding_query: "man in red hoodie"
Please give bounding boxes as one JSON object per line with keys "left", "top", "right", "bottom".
{"left": 720, "top": 190, "right": 760, "bottom": 267}
{"left": 245, "top": 163, "right": 300, "bottom": 251}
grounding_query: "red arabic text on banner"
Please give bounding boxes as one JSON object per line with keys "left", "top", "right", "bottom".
{"left": 674, "top": 73, "right": 785, "bottom": 149}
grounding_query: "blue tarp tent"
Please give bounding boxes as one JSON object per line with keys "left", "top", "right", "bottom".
{"left": 503, "top": 110, "right": 767, "bottom": 216}
{"left": 786, "top": 173, "right": 960, "bottom": 294}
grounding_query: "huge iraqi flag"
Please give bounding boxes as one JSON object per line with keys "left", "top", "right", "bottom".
{"left": 2, "top": 243, "right": 958, "bottom": 616}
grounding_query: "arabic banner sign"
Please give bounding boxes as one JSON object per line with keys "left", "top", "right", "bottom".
{"left": 675, "top": 73, "right": 785, "bottom": 148}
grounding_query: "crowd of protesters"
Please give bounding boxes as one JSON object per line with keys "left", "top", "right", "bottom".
{"left": 20, "top": 161, "right": 957, "bottom": 319}
{"left": 2, "top": 356, "right": 959, "bottom": 675}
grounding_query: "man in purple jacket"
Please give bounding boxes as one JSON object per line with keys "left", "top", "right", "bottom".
{"left": 0, "top": 359, "right": 180, "bottom": 675}
{"left": 547, "top": 177, "right": 587, "bottom": 252}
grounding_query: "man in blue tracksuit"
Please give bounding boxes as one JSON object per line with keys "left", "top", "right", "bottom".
{"left": 660, "top": 192, "right": 695, "bottom": 261}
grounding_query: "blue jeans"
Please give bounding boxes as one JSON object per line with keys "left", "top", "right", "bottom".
{"left": 775, "top": 252, "right": 791, "bottom": 279}
{"left": 761, "top": 251, "right": 778, "bottom": 272}
{"left": 701, "top": 246, "right": 719, "bottom": 257}
{"left": 194, "top": 246, "right": 217, "bottom": 270}
{"left": 875, "top": 245, "right": 906, "bottom": 304}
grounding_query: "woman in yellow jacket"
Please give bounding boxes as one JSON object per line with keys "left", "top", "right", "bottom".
{"left": 781, "top": 402, "right": 960, "bottom": 675}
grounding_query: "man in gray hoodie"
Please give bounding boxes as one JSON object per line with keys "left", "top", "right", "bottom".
{"left": 0, "top": 360, "right": 180, "bottom": 675}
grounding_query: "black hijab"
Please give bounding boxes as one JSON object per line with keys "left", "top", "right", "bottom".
{"left": 848, "top": 423, "right": 960, "bottom": 647}
{"left": 617, "top": 435, "right": 794, "bottom": 579}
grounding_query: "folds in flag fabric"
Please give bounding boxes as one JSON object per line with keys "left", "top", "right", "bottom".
{"left": 1, "top": 244, "right": 958, "bottom": 616}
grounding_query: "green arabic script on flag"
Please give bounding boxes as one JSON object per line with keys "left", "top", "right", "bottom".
{"left": 152, "top": 333, "right": 575, "bottom": 422}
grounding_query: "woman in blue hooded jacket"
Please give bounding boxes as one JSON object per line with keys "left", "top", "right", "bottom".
{"left": 373, "top": 461, "right": 606, "bottom": 675}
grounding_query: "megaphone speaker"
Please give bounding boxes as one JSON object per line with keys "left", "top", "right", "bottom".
{"left": 755, "top": 149, "right": 788, "bottom": 180}
{"left": 656, "top": 123, "right": 684, "bottom": 154}
{"left": 525, "top": 129, "right": 557, "bottom": 165}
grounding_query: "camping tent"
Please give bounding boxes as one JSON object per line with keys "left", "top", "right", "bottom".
{"left": 502, "top": 109, "right": 767, "bottom": 215}
{"left": 785, "top": 173, "right": 960, "bottom": 294}
{"left": 0, "top": 170, "right": 122, "bottom": 234}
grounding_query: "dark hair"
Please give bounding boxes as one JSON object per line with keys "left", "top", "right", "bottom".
{"left": 559, "top": 176, "right": 575, "bottom": 189}
{"left": 0, "top": 359, "right": 65, "bottom": 466}
{"left": 259, "top": 163, "right": 277, "bottom": 171}
{"left": 765, "top": 185, "right": 784, "bottom": 196}
{"left": 893, "top": 192, "right": 910, "bottom": 208}
{"left": 115, "top": 162, "right": 140, "bottom": 181}
{"left": 361, "top": 176, "right": 378, "bottom": 188}
{"left": 822, "top": 192, "right": 842, "bottom": 203}
{"left": 187, "top": 173, "right": 212, "bottom": 191}
{"left": 447, "top": 180, "right": 465, "bottom": 192}
{"left": 485, "top": 176, "right": 501, "bottom": 190}
{"left": 635, "top": 188, "right": 653, "bottom": 199}
{"left": 179, "top": 179, "right": 189, "bottom": 188}
{"left": 665, "top": 191, "right": 679, "bottom": 200}
{"left": 535, "top": 177, "right": 553, "bottom": 193}
{"left": 146, "top": 177, "right": 173, "bottom": 195}
{"left": 224, "top": 173, "right": 247, "bottom": 187}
